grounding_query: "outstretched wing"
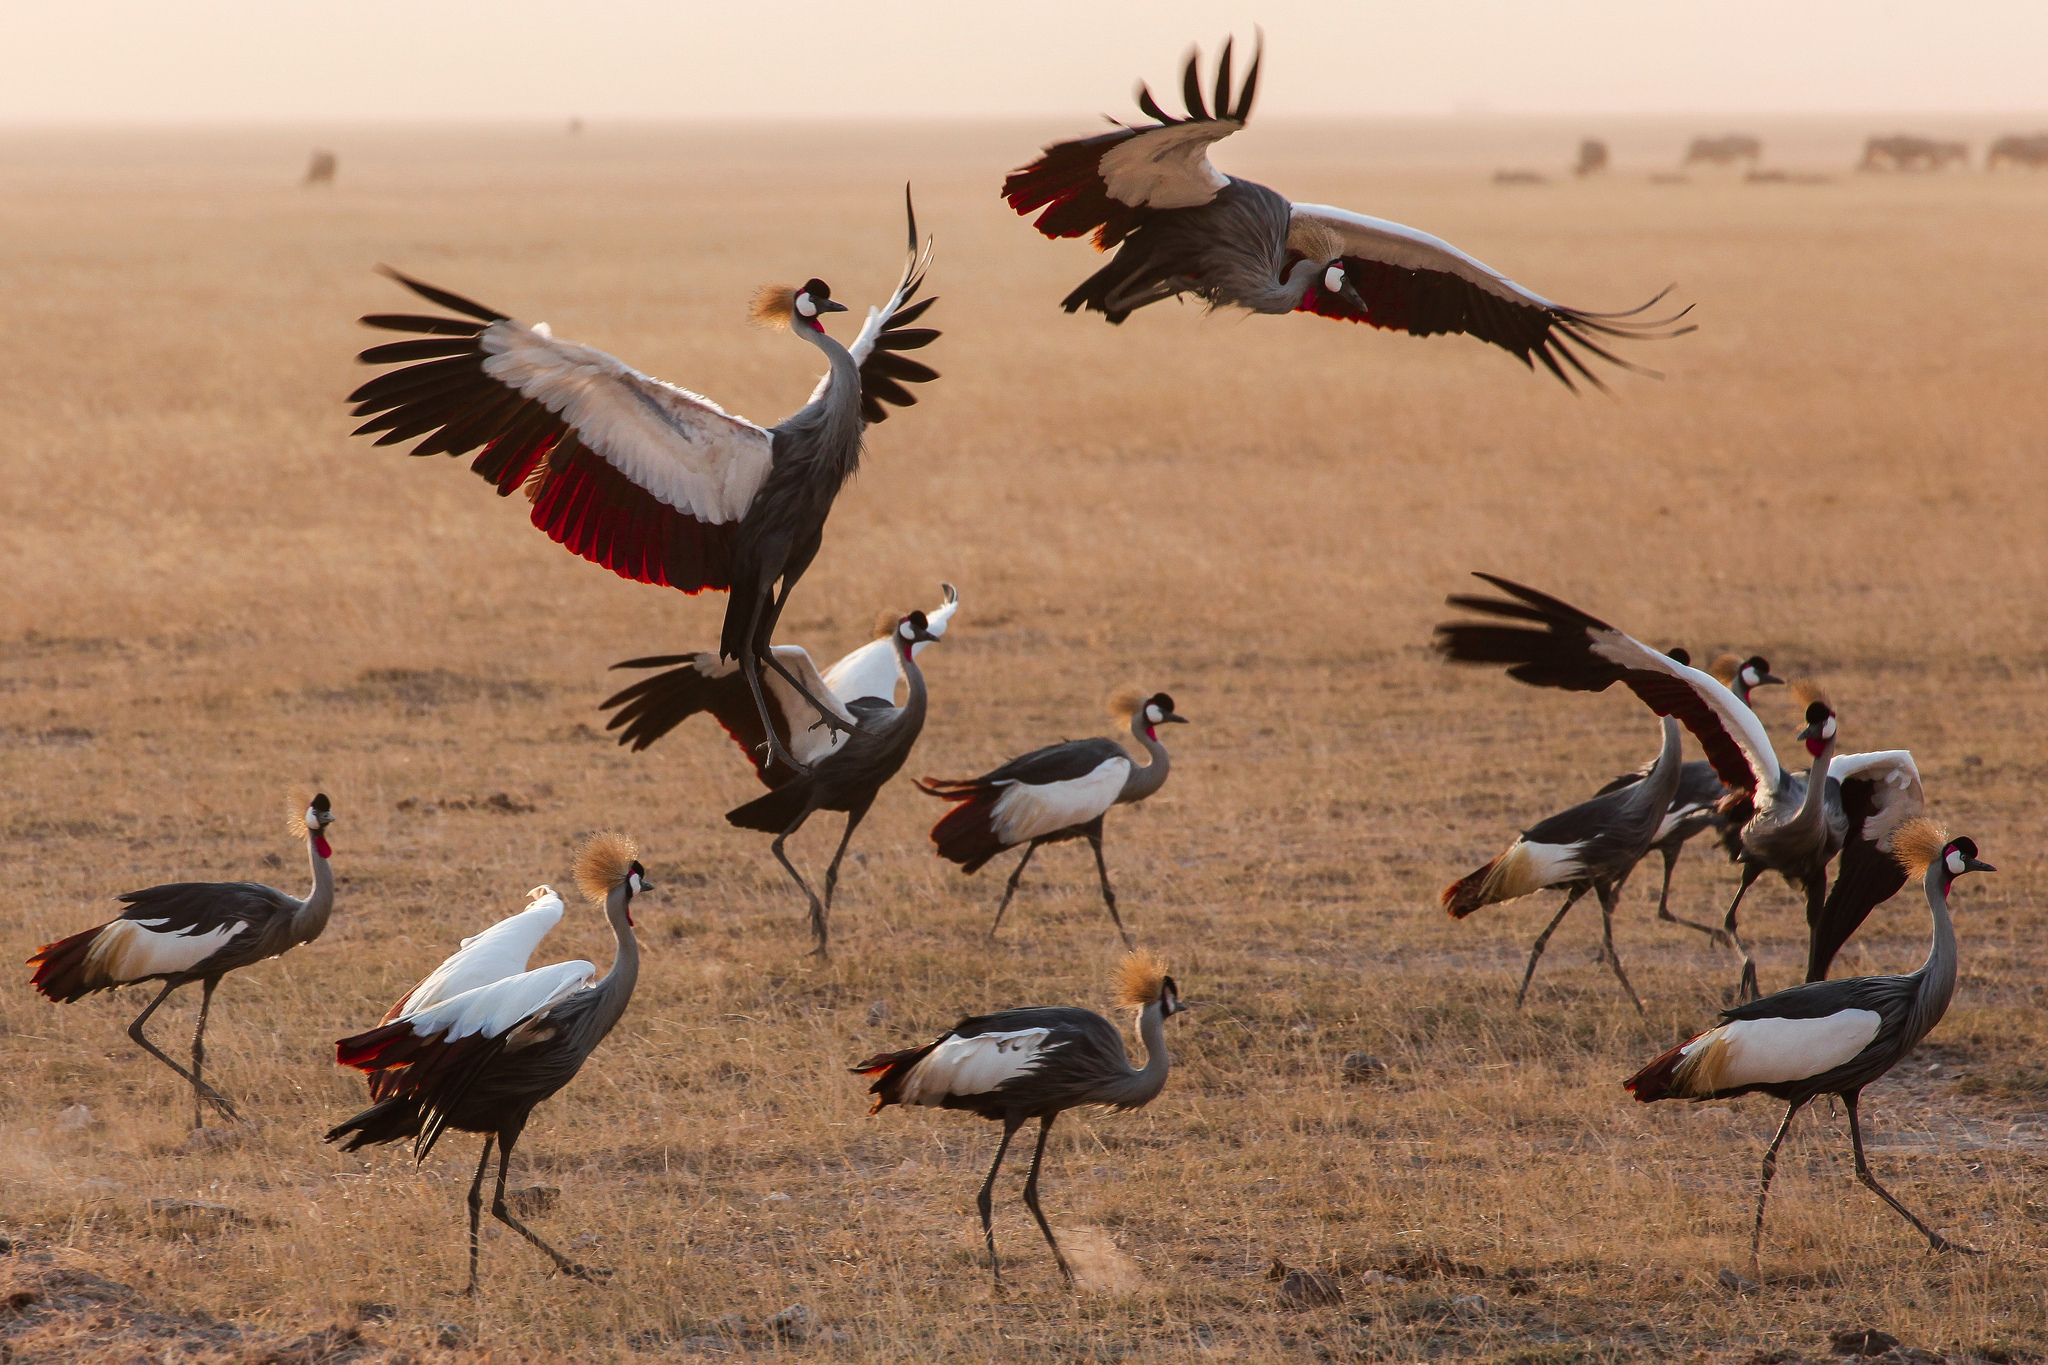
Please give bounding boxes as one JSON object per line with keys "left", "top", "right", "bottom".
{"left": 381, "top": 887, "right": 566, "bottom": 1024}
{"left": 819, "top": 187, "right": 942, "bottom": 425}
{"left": 601, "top": 643, "right": 855, "bottom": 780}
{"left": 1807, "top": 752, "right": 1925, "bottom": 981}
{"left": 347, "top": 269, "right": 774, "bottom": 592}
{"left": 1287, "top": 205, "right": 1695, "bottom": 391}
{"left": 1433, "top": 574, "right": 1780, "bottom": 801}
{"left": 1002, "top": 38, "right": 1260, "bottom": 249}
{"left": 821, "top": 582, "right": 959, "bottom": 708}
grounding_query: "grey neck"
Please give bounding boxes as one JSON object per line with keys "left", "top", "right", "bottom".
{"left": 292, "top": 830, "right": 336, "bottom": 943}
{"left": 790, "top": 324, "right": 866, "bottom": 466}
{"left": 1780, "top": 732, "right": 1836, "bottom": 833}
{"left": 1100, "top": 1000, "right": 1173, "bottom": 1109}
{"left": 1639, "top": 717, "right": 1684, "bottom": 804}
{"left": 588, "top": 881, "right": 642, "bottom": 1035}
{"left": 1904, "top": 860, "right": 1959, "bottom": 1046}
{"left": 890, "top": 637, "right": 928, "bottom": 731}
{"left": 1249, "top": 256, "right": 1323, "bottom": 315}
{"left": 1116, "top": 711, "right": 1172, "bottom": 805}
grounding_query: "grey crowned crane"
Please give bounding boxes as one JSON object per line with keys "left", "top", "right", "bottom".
{"left": 1002, "top": 40, "right": 1692, "bottom": 389}
{"left": 1625, "top": 820, "right": 1991, "bottom": 1270}
{"left": 853, "top": 950, "right": 1194, "bottom": 1285}
{"left": 1433, "top": 576, "right": 1924, "bottom": 999}
{"left": 611, "top": 610, "right": 942, "bottom": 956}
{"left": 325, "top": 833, "right": 648, "bottom": 1294}
{"left": 919, "top": 689, "right": 1187, "bottom": 949}
{"left": 27, "top": 794, "right": 340, "bottom": 1128}
{"left": 1594, "top": 653, "right": 1785, "bottom": 940}
{"left": 345, "top": 192, "right": 940, "bottom": 774}
{"left": 1442, "top": 717, "right": 1684, "bottom": 1013}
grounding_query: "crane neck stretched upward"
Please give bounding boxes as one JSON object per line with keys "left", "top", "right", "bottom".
{"left": 588, "top": 878, "right": 642, "bottom": 1038}
{"left": 1099, "top": 998, "right": 1174, "bottom": 1110}
{"left": 292, "top": 826, "right": 337, "bottom": 944}
{"left": 889, "top": 631, "right": 930, "bottom": 731}
{"left": 1902, "top": 856, "right": 1960, "bottom": 1050}
{"left": 785, "top": 320, "right": 866, "bottom": 479}
{"left": 1776, "top": 726, "right": 1836, "bottom": 834}
{"left": 1116, "top": 709, "right": 1173, "bottom": 805}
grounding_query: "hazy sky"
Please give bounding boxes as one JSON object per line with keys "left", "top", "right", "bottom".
{"left": 8, "top": 1, "right": 2046, "bottom": 123}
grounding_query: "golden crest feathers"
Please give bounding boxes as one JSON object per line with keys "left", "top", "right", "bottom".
{"left": 1107, "top": 685, "right": 1148, "bottom": 720}
{"left": 1708, "top": 654, "right": 1742, "bottom": 687}
{"left": 1114, "top": 949, "right": 1169, "bottom": 1009}
{"left": 1789, "top": 678, "right": 1832, "bottom": 710}
{"left": 1890, "top": 818, "right": 1951, "bottom": 876}
{"left": 286, "top": 799, "right": 308, "bottom": 842}
{"left": 873, "top": 608, "right": 905, "bottom": 640}
{"left": 749, "top": 285, "right": 798, "bottom": 331}
{"left": 574, "top": 831, "right": 639, "bottom": 904}
{"left": 1286, "top": 215, "right": 1344, "bottom": 265}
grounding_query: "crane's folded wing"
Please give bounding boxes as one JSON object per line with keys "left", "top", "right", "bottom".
{"left": 383, "top": 890, "right": 566, "bottom": 1024}
{"left": 897, "top": 1028, "right": 1056, "bottom": 1104}
{"left": 820, "top": 584, "right": 958, "bottom": 708}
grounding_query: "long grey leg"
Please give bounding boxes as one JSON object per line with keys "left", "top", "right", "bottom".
{"left": 1021, "top": 1113, "right": 1074, "bottom": 1285}
{"left": 489, "top": 1121, "right": 609, "bottom": 1283}
{"left": 821, "top": 798, "right": 874, "bottom": 913}
{"left": 1084, "top": 821, "right": 1134, "bottom": 949}
{"left": 769, "top": 815, "right": 829, "bottom": 957}
{"left": 978, "top": 1117, "right": 1025, "bottom": 1283}
{"left": 464, "top": 1134, "right": 495, "bottom": 1296}
{"left": 128, "top": 979, "right": 239, "bottom": 1122}
{"left": 1516, "top": 885, "right": 1587, "bottom": 1008}
{"left": 761, "top": 651, "right": 855, "bottom": 738}
{"left": 1595, "top": 882, "right": 1645, "bottom": 1015}
{"left": 191, "top": 976, "right": 221, "bottom": 1129}
{"left": 1724, "top": 863, "right": 1766, "bottom": 1001}
{"left": 989, "top": 843, "right": 1039, "bottom": 939}
{"left": 1655, "top": 844, "right": 1731, "bottom": 942}
{"left": 1844, "top": 1090, "right": 1980, "bottom": 1255}
{"left": 1751, "top": 1098, "right": 1806, "bottom": 1273}
{"left": 736, "top": 591, "right": 810, "bottom": 775}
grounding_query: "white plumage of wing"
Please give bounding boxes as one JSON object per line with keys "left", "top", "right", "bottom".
{"left": 1290, "top": 204, "right": 1558, "bottom": 307}
{"left": 763, "top": 644, "right": 858, "bottom": 767}
{"left": 478, "top": 319, "right": 773, "bottom": 523}
{"left": 1828, "top": 751, "right": 1925, "bottom": 848}
{"left": 1678, "top": 1010, "right": 1883, "bottom": 1089}
{"left": 1097, "top": 120, "right": 1240, "bottom": 209}
{"left": 990, "top": 756, "right": 1130, "bottom": 845}
{"left": 391, "top": 888, "right": 565, "bottom": 1021}
{"left": 1578, "top": 624, "right": 1783, "bottom": 801}
{"left": 398, "top": 960, "right": 595, "bottom": 1044}
{"left": 1481, "top": 840, "right": 1585, "bottom": 903}
{"left": 808, "top": 223, "right": 937, "bottom": 406}
{"left": 900, "top": 1028, "right": 1055, "bottom": 1104}
{"left": 821, "top": 583, "right": 959, "bottom": 707}
{"left": 89, "top": 919, "right": 243, "bottom": 981}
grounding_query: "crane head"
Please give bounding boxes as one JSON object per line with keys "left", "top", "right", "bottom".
{"left": 894, "top": 610, "right": 939, "bottom": 648}
{"left": 1894, "top": 819, "right": 1995, "bottom": 884}
{"left": 1737, "top": 656, "right": 1785, "bottom": 692}
{"left": 749, "top": 278, "right": 848, "bottom": 334}
{"left": 1142, "top": 693, "right": 1187, "bottom": 739}
{"left": 291, "top": 792, "right": 336, "bottom": 859}
{"left": 1794, "top": 696, "right": 1836, "bottom": 757}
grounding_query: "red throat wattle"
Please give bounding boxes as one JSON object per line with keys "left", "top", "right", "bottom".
{"left": 1145, "top": 725, "right": 1158, "bottom": 741}
{"left": 1804, "top": 737, "right": 1826, "bottom": 757}
{"left": 313, "top": 833, "right": 332, "bottom": 860}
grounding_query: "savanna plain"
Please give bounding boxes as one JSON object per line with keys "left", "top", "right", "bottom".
{"left": 0, "top": 118, "right": 2044, "bottom": 1364}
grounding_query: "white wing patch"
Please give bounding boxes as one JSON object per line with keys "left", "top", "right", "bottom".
{"left": 393, "top": 889, "right": 565, "bottom": 1020}
{"left": 821, "top": 586, "right": 959, "bottom": 707}
{"left": 1677, "top": 1010, "right": 1882, "bottom": 1091}
{"left": 1290, "top": 204, "right": 1552, "bottom": 307}
{"left": 900, "top": 1028, "right": 1055, "bottom": 1104}
{"left": 1828, "top": 751, "right": 1925, "bottom": 847}
{"left": 990, "top": 757, "right": 1129, "bottom": 845}
{"left": 763, "top": 645, "right": 858, "bottom": 766}
{"left": 1480, "top": 839, "right": 1584, "bottom": 904}
{"left": 398, "top": 960, "right": 595, "bottom": 1043}
{"left": 88, "top": 918, "right": 243, "bottom": 982}
{"left": 1099, "top": 121, "right": 1239, "bottom": 208}
{"left": 479, "top": 320, "right": 773, "bottom": 523}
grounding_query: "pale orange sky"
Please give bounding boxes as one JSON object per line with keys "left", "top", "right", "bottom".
{"left": 7, "top": 0, "right": 2046, "bottom": 123}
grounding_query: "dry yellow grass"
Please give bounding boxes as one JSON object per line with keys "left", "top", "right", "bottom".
{"left": 1, "top": 120, "right": 2045, "bottom": 1363}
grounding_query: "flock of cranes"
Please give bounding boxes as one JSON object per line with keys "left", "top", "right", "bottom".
{"left": 21, "top": 36, "right": 2002, "bottom": 1296}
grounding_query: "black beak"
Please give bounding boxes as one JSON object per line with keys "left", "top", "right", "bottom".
{"left": 818, "top": 299, "right": 849, "bottom": 314}
{"left": 1759, "top": 672, "right": 1785, "bottom": 686}
{"left": 1163, "top": 713, "right": 1189, "bottom": 724}
{"left": 1338, "top": 281, "right": 1370, "bottom": 313}
{"left": 1965, "top": 858, "right": 1996, "bottom": 874}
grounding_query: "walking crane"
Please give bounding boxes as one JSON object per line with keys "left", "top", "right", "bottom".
{"left": 1003, "top": 39, "right": 1691, "bottom": 388}
{"left": 27, "top": 794, "right": 340, "bottom": 1128}
{"left": 854, "top": 951, "right": 1195, "bottom": 1285}
{"left": 345, "top": 191, "right": 940, "bottom": 773}
{"left": 1625, "top": 819, "right": 1990, "bottom": 1270}
{"left": 919, "top": 689, "right": 1187, "bottom": 948}
{"left": 325, "top": 833, "right": 649, "bottom": 1294}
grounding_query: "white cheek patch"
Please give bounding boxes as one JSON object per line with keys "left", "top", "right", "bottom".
{"left": 1946, "top": 849, "right": 1966, "bottom": 876}
{"left": 1323, "top": 265, "right": 1345, "bottom": 292}
{"left": 629, "top": 873, "right": 643, "bottom": 894}
{"left": 1741, "top": 667, "right": 1758, "bottom": 686}
{"left": 796, "top": 294, "right": 817, "bottom": 318}
{"left": 898, "top": 622, "right": 914, "bottom": 639}
{"left": 1145, "top": 704, "right": 1163, "bottom": 725}
{"left": 1821, "top": 717, "right": 1838, "bottom": 740}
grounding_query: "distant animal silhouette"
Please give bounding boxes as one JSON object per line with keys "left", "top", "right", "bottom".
{"left": 1683, "top": 135, "right": 1761, "bottom": 168}
{"left": 1859, "top": 136, "right": 1968, "bottom": 172}
{"left": 1575, "top": 140, "right": 1610, "bottom": 177}
{"left": 304, "top": 150, "right": 337, "bottom": 187}
{"left": 1987, "top": 134, "right": 2048, "bottom": 170}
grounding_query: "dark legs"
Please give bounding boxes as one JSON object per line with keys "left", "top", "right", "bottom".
{"left": 988, "top": 843, "right": 1041, "bottom": 939}
{"left": 820, "top": 798, "right": 874, "bottom": 914}
{"left": 487, "top": 1120, "right": 610, "bottom": 1286}
{"left": 465, "top": 1134, "right": 495, "bottom": 1295}
{"left": 1843, "top": 1090, "right": 1982, "bottom": 1256}
{"left": 191, "top": 977, "right": 220, "bottom": 1129}
{"left": 1594, "top": 882, "right": 1645, "bottom": 1015}
{"left": 1651, "top": 844, "right": 1731, "bottom": 943}
{"left": 977, "top": 1117, "right": 1025, "bottom": 1283}
{"left": 768, "top": 808, "right": 830, "bottom": 957}
{"left": 127, "top": 978, "right": 239, "bottom": 1125}
{"left": 1751, "top": 1097, "right": 1807, "bottom": 1273}
{"left": 1021, "top": 1114, "right": 1074, "bottom": 1285}
{"left": 1515, "top": 885, "right": 1587, "bottom": 1008}
{"left": 1084, "top": 821, "right": 1134, "bottom": 950}
{"left": 1723, "top": 863, "right": 1766, "bottom": 1001}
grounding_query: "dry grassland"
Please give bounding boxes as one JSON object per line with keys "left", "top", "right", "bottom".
{"left": 0, "top": 118, "right": 2044, "bottom": 1363}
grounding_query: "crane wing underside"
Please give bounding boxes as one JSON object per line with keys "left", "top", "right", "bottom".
{"left": 600, "top": 645, "right": 854, "bottom": 779}
{"left": 1806, "top": 752, "right": 1925, "bottom": 980}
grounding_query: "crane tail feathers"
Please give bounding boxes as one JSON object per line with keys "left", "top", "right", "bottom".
{"left": 1622, "top": 1041, "right": 1692, "bottom": 1103}
{"left": 25, "top": 922, "right": 115, "bottom": 1002}
{"left": 851, "top": 1041, "right": 940, "bottom": 1114}
{"left": 1440, "top": 856, "right": 1504, "bottom": 918}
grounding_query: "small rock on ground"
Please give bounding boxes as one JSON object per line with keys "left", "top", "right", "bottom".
{"left": 768, "top": 1303, "right": 816, "bottom": 1342}
{"left": 505, "top": 1184, "right": 560, "bottom": 1218}
{"left": 1341, "top": 1052, "right": 1388, "bottom": 1083}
